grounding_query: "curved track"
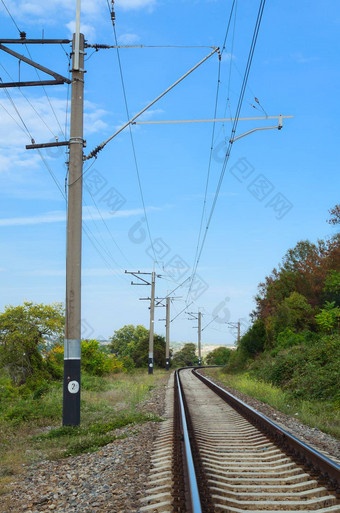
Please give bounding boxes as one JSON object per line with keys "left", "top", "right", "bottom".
{"left": 140, "top": 369, "right": 340, "bottom": 513}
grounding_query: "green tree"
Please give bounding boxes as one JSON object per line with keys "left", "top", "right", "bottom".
{"left": 109, "top": 324, "right": 148, "bottom": 359}
{"left": 0, "top": 301, "right": 64, "bottom": 386}
{"left": 315, "top": 301, "right": 340, "bottom": 334}
{"left": 109, "top": 325, "right": 166, "bottom": 368}
{"left": 205, "top": 346, "right": 232, "bottom": 365}
{"left": 80, "top": 339, "right": 124, "bottom": 375}
{"left": 238, "top": 319, "right": 266, "bottom": 356}
{"left": 130, "top": 334, "right": 167, "bottom": 368}
{"left": 323, "top": 270, "right": 340, "bottom": 306}
{"left": 273, "top": 292, "right": 313, "bottom": 337}
{"left": 172, "top": 343, "right": 198, "bottom": 367}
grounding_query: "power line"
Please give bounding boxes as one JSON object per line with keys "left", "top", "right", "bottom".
{"left": 0, "top": 0, "right": 67, "bottom": 137}
{"left": 23, "top": 42, "right": 65, "bottom": 136}
{"left": 0, "top": 100, "right": 28, "bottom": 134}
{"left": 0, "top": 76, "right": 34, "bottom": 140}
{"left": 187, "top": 0, "right": 238, "bottom": 304}
{"left": 105, "top": 2, "right": 158, "bottom": 266}
{"left": 0, "top": 0, "right": 22, "bottom": 35}
{"left": 221, "top": 0, "right": 237, "bottom": 56}
{"left": 85, "top": 186, "right": 132, "bottom": 267}
{"left": 189, "top": 59, "right": 221, "bottom": 298}
{"left": 0, "top": 62, "right": 58, "bottom": 138}
{"left": 186, "top": 0, "right": 266, "bottom": 302}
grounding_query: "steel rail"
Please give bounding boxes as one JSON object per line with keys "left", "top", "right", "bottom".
{"left": 175, "top": 369, "right": 203, "bottom": 513}
{"left": 193, "top": 369, "right": 340, "bottom": 495}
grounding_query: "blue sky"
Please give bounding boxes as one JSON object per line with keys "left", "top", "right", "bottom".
{"left": 0, "top": 0, "right": 339, "bottom": 347}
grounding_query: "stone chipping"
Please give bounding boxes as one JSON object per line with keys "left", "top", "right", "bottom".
{"left": 1, "top": 370, "right": 339, "bottom": 513}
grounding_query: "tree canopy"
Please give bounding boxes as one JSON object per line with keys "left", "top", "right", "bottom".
{"left": 172, "top": 343, "right": 198, "bottom": 367}
{"left": 109, "top": 324, "right": 166, "bottom": 368}
{"left": 0, "top": 301, "right": 64, "bottom": 386}
{"left": 228, "top": 207, "right": 340, "bottom": 375}
{"left": 205, "top": 346, "right": 232, "bottom": 366}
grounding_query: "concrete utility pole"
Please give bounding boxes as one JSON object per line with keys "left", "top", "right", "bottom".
{"left": 198, "top": 311, "right": 202, "bottom": 366}
{"left": 148, "top": 270, "right": 156, "bottom": 374}
{"left": 3, "top": 11, "right": 80, "bottom": 426}
{"left": 227, "top": 321, "right": 241, "bottom": 345}
{"left": 126, "top": 269, "right": 159, "bottom": 373}
{"left": 186, "top": 310, "right": 202, "bottom": 366}
{"left": 63, "top": 7, "right": 84, "bottom": 426}
{"left": 165, "top": 297, "right": 170, "bottom": 370}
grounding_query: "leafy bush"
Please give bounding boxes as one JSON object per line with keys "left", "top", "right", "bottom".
{"left": 238, "top": 319, "right": 266, "bottom": 356}
{"left": 249, "top": 334, "right": 340, "bottom": 403}
{"left": 225, "top": 347, "right": 251, "bottom": 373}
{"left": 315, "top": 301, "right": 340, "bottom": 333}
{"left": 81, "top": 340, "right": 124, "bottom": 376}
{"left": 206, "top": 347, "right": 232, "bottom": 365}
{"left": 276, "top": 328, "right": 306, "bottom": 349}
{"left": 109, "top": 325, "right": 167, "bottom": 368}
{"left": 0, "top": 302, "right": 64, "bottom": 387}
{"left": 172, "top": 343, "right": 198, "bottom": 367}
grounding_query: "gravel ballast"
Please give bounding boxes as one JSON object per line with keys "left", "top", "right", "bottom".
{"left": 200, "top": 369, "right": 340, "bottom": 463}
{"left": 2, "top": 370, "right": 339, "bottom": 512}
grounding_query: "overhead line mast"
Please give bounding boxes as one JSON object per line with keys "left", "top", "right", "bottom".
{"left": 0, "top": 2, "right": 82, "bottom": 426}
{"left": 63, "top": 3, "right": 84, "bottom": 426}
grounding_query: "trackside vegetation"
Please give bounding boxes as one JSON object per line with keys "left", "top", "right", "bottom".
{"left": 208, "top": 205, "right": 340, "bottom": 439}
{"left": 0, "top": 305, "right": 170, "bottom": 493}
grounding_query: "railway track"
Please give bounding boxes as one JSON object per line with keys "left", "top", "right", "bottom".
{"left": 140, "top": 368, "right": 340, "bottom": 513}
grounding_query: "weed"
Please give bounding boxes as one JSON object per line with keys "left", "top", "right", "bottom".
{"left": 206, "top": 368, "right": 340, "bottom": 440}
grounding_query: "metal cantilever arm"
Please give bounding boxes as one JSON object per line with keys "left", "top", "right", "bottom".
{"left": 0, "top": 43, "right": 71, "bottom": 87}
{"left": 230, "top": 115, "right": 283, "bottom": 143}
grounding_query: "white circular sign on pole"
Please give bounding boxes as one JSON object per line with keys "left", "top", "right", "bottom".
{"left": 68, "top": 380, "right": 79, "bottom": 394}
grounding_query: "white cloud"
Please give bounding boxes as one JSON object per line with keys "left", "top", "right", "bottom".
{"left": 66, "top": 21, "right": 96, "bottom": 42}
{"left": 22, "top": 267, "right": 122, "bottom": 277}
{"left": 0, "top": 206, "right": 157, "bottom": 227}
{"left": 118, "top": 32, "right": 141, "bottom": 44}
{"left": 116, "top": 0, "right": 157, "bottom": 11}
{"left": 292, "top": 52, "right": 317, "bottom": 64}
{"left": 138, "top": 108, "right": 164, "bottom": 121}
{"left": 0, "top": 96, "right": 108, "bottom": 176}
{"left": 221, "top": 52, "right": 235, "bottom": 63}
{"left": 0, "top": 210, "right": 66, "bottom": 227}
{"left": 3, "top": 0, "right": 103, "bottom": 24}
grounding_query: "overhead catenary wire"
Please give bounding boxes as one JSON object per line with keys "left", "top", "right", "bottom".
{"left": 24, "top": 42, "right": 66, "bottom": 137}
{"left": 0, "top": 62, "right": 59, "bottom": 139}
{"left": 221, "top": 0, "right": 237, "bottom": 56}
{"left": 0, "top": 56, "right": 126, "bottom": 283}
{"left": 0, "top": 0, "right": 68, "bottom": 138}
{"left": 86, "top": 43, "right": 220, "bottom": 50}
{"left": 85, "top": 46, "right": 219, "bottom": 160}
{"left": 0, "top": 100, "right": 29, "bottom": 134}
{"left": 85, "top": 186, "right": 132, "bottom": 267}
{"left": 105, "top": 2, "right": 158, "bottom": 266}
{"left": 225, "top": 0, "right": 238, "bottom": 121}
{"left": 187, "top": 0, "right": 238, "bottom": 302}
{"left": 82, "top": 194, "right": 131, "bottom": 273}
{"left": 186, "top": 0, "right": 267, "bottom": 303}
{"left": 0, "top": 0, "right": 21, "bottom": 34}
{"left": 0, "top": 76, "right": 34, "bottom": 140}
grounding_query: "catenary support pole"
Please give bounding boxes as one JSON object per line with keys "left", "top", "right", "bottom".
{"left": 63, "top": 32, "right": 84, "bottom": 426}
{"left": 148, "top": 270, "right": 156, "bottom": 374}
{"left": 198, "top": 311, "right": 202, "bottom": 366}
{"left": 165, "top": 297, "right": 170, "bottom": 370}
{"left": 237, "top": 321, "right": 241, "bottom": 345}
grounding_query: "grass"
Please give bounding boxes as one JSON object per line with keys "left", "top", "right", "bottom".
{"left": 204, "top": 368, "right": 340, "bottom": 440}
{"left": 0, "top": 369, "right": 168, "bottom": 494}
